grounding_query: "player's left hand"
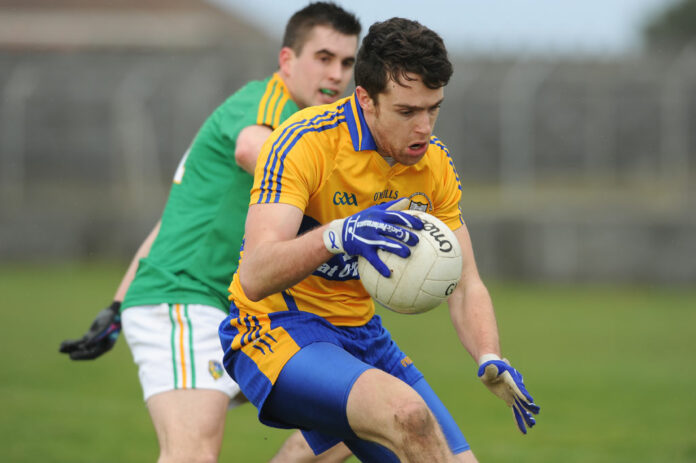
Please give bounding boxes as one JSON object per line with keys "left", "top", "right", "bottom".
{"left": 477, "top": 354, "right": 540, "bottom": 434}
{"left": 59, "top": 301, "right": 122, "bottom": 360}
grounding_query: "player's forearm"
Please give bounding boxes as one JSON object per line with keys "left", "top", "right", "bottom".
{"left": 113, "top": 221, "right": 161, "bottom": 301}
{"left": 448, "top": 278, "right": 501, "bottom": 362}
{"left": 239, "top": 225, "right": 332, "bottom": 301}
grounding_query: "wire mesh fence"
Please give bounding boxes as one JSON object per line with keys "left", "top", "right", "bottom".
{"left": 0, "top": 48, "right": 693, "bottom": 282}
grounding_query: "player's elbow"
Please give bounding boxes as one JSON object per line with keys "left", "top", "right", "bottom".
{"left": 234, "top": 146, "right": 256, "bottom": 175}
{"left": 238, "top": 270, "right": 266, "bottom": 302}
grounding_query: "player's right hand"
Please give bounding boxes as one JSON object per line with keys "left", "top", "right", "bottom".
{"left": 59, "top": 301, "right": 122, "bottom": 360}
{"left": 478, "top": 354, "right": 540, "bottom": 434}
{"left": 322, "top": 198, "right": 424, "bottom": 277}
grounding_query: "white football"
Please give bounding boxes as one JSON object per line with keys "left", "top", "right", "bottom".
{"left": 358, "top": 210, "right": 462, "bottom": 314}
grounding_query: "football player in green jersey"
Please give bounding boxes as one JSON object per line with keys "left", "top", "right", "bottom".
{"left": 60, "top": 3, "right": 360, "bottom": 462}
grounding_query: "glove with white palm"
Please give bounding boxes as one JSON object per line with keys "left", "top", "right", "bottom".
{"left": 478, "top": 354, "right": 540, "bottom": 434}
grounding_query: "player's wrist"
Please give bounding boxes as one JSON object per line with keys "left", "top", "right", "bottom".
{"left": 478, "top": 353, "right": 501, "bottom": 366}
{"left": 322, "top": 219, "right": 345, "bottom": 254}
{"left": 109, "top": 301, "right": 122, "bottom": 314}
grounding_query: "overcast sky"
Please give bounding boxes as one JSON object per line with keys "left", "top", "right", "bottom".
{"left": 212, "top": 0, "right": 675, "bottom": 56}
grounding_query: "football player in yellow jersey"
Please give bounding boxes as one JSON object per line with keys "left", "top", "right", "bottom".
{"left": 220, "top": 17, "right": 540, "bottom": 463}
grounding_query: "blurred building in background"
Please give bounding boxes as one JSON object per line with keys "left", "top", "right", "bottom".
{"left": 0, "top": 0, "right": 694, "bottom": 284}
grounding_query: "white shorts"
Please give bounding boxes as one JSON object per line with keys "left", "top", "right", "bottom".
{"left": 122, "top": 303, "right": 243, "bottom": 406}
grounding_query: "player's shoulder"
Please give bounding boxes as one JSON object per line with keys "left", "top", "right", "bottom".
{"left": 425, "top": 135, "right": 454, "bottom": 164}
{"left": 283, "top": 98, "right": 348, "bottom": 127}
{"left": 428, "top": 135, "right": 450, "bottom": 155}
{"left": 271, "top": 97, "right": 350, "bottom": 138}
{"left": 423, "top": 135, "right": 460, "bottom": 177}
{"left": 219, "top": 76, "right": 273, "bottom": 108}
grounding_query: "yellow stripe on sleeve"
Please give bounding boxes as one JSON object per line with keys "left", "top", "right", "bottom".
{"left": 264, "top": 85, "right": 282, "bottom": 127}
{"left": 272, "top": 93, "right": 290, "bottom": 128}
{"left": 256, "top": 78, "right": 277, "bottom": 126}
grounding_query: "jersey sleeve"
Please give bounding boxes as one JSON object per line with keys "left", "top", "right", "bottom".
{"left": 430, "top": 137, "right": 464, "bottom": 231}
{"left": 250, "top": 121, "right": 322, "bottom": 211}
{"left": 216, "top": 76, "right": 300, "bottom": 162}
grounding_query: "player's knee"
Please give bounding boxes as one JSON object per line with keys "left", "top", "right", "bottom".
{"left": 391, "top": 399, "right": 438, "bottom": 441}
{"left": 158, "top": 436, "right": 220, "bottom": 463}
{"left": 158, "top": 449, "right": 218, "bottom": 463}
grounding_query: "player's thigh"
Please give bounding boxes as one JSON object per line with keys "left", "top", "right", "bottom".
{"left": 122, "top": 303, "right": 241, "bottom": 402}
{"left": 263, "top": 342, "right": 371, "bottom": 439}
{"left": 147, "top": 389, "right": 230, "bottom": 439}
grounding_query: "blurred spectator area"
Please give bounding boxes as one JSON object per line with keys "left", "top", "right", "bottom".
{"left": 0, "top": 1, "right": 694, "bottom": 283}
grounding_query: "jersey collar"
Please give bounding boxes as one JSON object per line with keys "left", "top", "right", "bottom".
{"left": 342, "top": 92, "right": 378, "bottom": 152}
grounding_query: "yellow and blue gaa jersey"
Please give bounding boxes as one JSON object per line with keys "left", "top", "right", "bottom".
{"left": 228, "top": 92, "right": 464, "bottom": 326}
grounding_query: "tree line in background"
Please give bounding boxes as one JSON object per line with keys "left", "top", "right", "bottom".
{"left": 644, "top": 0, "right": 696, "bottom": 52}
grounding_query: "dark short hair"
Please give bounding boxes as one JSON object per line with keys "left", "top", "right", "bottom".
{"left": 355, "top": 18, "right": 453, "bottom": 102}
{"left": 282, "top": 2, "right": 361, "bottom": 54}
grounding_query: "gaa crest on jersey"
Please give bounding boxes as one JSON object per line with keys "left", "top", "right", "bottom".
{"left": 208, "top": 360, "right": 224, "bottom": 380}
{"left": 333, "top": 191, "right": 358, "bottom": 206}
{"left": 407, "top": 192, "right": 433, "bottom": 212}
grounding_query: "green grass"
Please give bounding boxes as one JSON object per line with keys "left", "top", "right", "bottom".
{"left": 1, "top": 262, "right": 695, "bottom": 462}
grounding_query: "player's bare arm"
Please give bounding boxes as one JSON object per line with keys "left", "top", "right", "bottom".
{"left": 238, "top": 202, "right": 333, "bottom": 301}
{"left": 235, "top": 125, "right": 273, "bottom": 174}
{"left": 446, "top": 224, "right": 501, "bottom": 361}
{"left": 113, "top": 220, "right": 161, "bottom": 301}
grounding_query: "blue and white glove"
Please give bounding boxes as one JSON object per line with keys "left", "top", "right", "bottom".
{"left": 478, "top": 354, "right": 540, "bottom": 434}
{"left": 322, "top": 198, "right": 423, "bottom": 277}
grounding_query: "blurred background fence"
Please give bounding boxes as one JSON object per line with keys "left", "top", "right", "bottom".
{"left": 0, "top": 1, "right": 694, "bottom": 284}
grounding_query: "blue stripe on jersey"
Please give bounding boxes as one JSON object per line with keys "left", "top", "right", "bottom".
{"left": 343, "top": 97, "right": 377, "bottom": 151}
{"left": 430, "top": 137, "right": 462, "bottom": 191}
{"left": 261, "top": 110, "right": 337, "bottom": 202}
{"left": 258, "top": 118, "right": 309, "bottom": 203}
{"left": 281, "top": 290, "right": 299, "bottom": 311}
{"left": 259, "top": 108, "right": 345, "bottom": 204}
{"left": 258, "top": 110, "right": 336, "bottom": 204}
{"left": 266, "top": 110, "right": 344, "bottom": 203}
{"left": 272, "top": 116, "right": 344, "bottom": 203}
{"left": 342, "top": 99, "right": 360, "bottom": 150}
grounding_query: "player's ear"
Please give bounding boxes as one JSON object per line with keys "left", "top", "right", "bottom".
{"left": 355, "top": 86, "right": 375, "bottom": 113}
{"left": 278, "top": 47, "right": 295, "bottom": 75}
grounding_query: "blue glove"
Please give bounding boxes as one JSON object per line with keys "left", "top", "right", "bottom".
{"left": 59, "top": 301, "right": 122, "bottom": 360}
{"left": 478, "top": 354, "right": 540, "bottom": 434}
{"left": 322, "top": 198, "right": 423, "bottom": 277}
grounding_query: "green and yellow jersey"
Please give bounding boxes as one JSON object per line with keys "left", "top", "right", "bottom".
{"left": 123, "top": 74, "right": 299, "bottom": 312}
{"left": 228, "top": 93, "right": 463, "bottom": 326}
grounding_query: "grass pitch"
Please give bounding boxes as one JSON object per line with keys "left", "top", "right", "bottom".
{"left": 1, "top": 261, "right": 694, "bottom": 462}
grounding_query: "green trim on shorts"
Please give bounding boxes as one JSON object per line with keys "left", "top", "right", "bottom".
{"left": 168, "top": 305, "right": 179, "bottom": 389}
{"left": 185, "top": 304, "right": 196, "bottom": 388}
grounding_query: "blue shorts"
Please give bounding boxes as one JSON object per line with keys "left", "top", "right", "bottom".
{"left": 219, "top": 304, "right": 469, "bottom": 458}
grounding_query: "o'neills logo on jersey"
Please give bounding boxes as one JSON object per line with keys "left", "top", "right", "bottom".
{"left": 374, "top": 189, "right": 399, "bottom": 202}
{"left": 333, "top": 191, "right": 358, "bottom": 206}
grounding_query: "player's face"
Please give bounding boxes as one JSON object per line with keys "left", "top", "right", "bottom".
{"left": 358, "top": 75, "right": 444, "bottom": 166}
{"left": 282, "top": 26, "right": 358, "bottom": 108}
